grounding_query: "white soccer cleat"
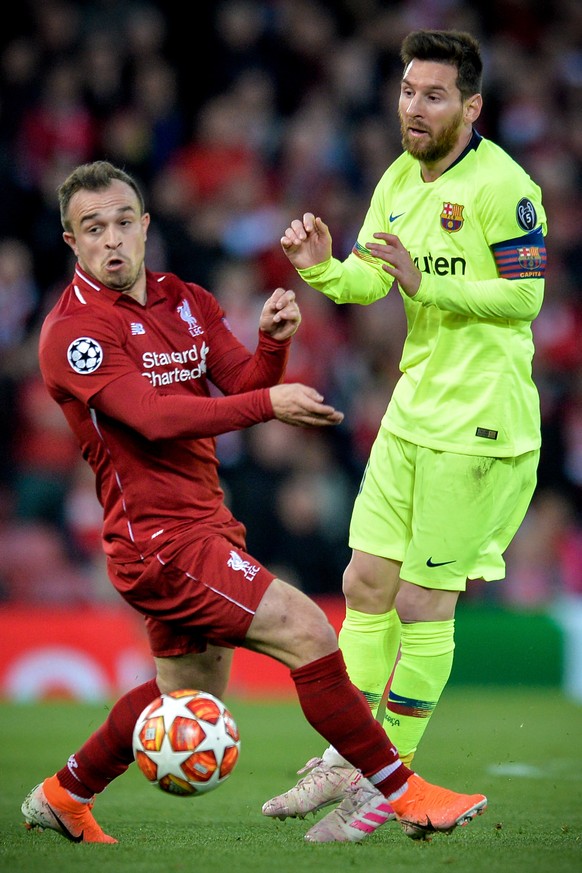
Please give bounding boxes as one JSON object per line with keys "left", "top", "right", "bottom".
{"left": 262, "top": 756, "right": 361, "bottom": 819}
{"left": 304, "top": 778, "right": 396, "bottom": 842}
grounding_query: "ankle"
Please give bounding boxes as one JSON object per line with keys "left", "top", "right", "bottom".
{"left": 43, "top": 775, "right": 91, "bottom": 809}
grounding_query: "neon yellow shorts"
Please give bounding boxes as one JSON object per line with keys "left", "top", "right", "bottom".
{"left": 349, "top": 428, "right": 539, "bottom": 590}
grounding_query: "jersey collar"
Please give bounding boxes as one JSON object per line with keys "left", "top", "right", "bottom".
{"left": 444, "top": 127, "right": 482, "bottom": 174}
{"left": 72, "top": 264, "right": 167, "bottom": 306}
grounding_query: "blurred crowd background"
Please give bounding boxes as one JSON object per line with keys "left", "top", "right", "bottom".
{"left": 1, "top": 0, "right": 582, "bottom": 610}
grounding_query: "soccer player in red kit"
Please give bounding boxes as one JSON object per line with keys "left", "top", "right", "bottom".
{"left": 21, "top": 161, "right": 486, "bottom": 845}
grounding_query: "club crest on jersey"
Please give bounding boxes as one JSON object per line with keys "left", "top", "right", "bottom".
{"left": 517, "top": 245, "right": 544, "bottom": 271}
{"left": 67, "top": 337, "right": 103, "bottom": 374}
{"left": 227, "top": 550, "right": 260, "bottom": 581}
{"left": 177, "top": 298, "right": 204, "bottom": 337}
{"left": 440, "top": 202, "right": 464, "bottom": 233}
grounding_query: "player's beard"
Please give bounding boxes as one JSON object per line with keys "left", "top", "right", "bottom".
{"left": 400, "top": 107, "right": 464, "bottom": 164}
{"left": 101, "top": 259, "right": 144, "bottom": 293}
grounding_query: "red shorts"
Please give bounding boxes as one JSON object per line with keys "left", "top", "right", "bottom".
{"left": 107, "top": 533, "right": 276, "bottom": 657}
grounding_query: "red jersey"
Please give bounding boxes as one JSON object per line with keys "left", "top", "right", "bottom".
{"left": 39, "top": 266, "right": 289, "bottom": 562}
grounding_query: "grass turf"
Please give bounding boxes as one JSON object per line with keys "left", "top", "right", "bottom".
{"left": 0, "top": 688, "right": 581, "bottom": 873}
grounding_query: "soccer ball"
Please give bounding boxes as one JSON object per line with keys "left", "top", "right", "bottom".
{"left": 132, "top": 689, "right": 241, "bottom": 797}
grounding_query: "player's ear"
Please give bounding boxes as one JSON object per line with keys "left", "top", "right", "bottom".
{"left": 465, "top": 93, "right": 482, "bottom": 124}
{"left": 63, "top": 231, "right": 78, "bottom": 255}
{"left": 141, "top": 212, "right": 151, "bottom": 239}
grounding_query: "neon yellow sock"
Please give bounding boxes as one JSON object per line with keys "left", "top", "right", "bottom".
{"left": 383, "top": 619, "right": 455, "bottom": 765}
{"left": 339, "top": 607, "right": 401, "bottom": 720}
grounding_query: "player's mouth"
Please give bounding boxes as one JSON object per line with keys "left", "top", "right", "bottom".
{"left": 407, "top": 126, "right": 430, "bottom": 138}
{"left": 104, "top": 256, "right": 126, "bottom": 271}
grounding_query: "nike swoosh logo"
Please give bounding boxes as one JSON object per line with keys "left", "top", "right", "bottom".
{"left": 48, "top": 805, "right": 84, "bottom": 843}
{"left": 389, "top": 211, "right": 405, "bottom": 222}
{"left": 426, "top": 558, "right": 457, "bottom": 568}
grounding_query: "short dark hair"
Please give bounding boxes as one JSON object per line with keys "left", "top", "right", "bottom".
{"left": 58, "top": 161, "right": 145, "bottom": 231}
{"left": 401, "top": 30, "right": 483, "bottom": 99}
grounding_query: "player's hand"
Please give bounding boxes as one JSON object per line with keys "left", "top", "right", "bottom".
{"left": 365, "top": 232, "right": 422, "bottom": 297}
{"left": 269, "top": 383, "right": 344, "bottom": 428}
{"left": 259, "top": 287, "right": 301, "bottom": 341}
{"left": 281, "top": 213, "right": 332, "bottom": 270}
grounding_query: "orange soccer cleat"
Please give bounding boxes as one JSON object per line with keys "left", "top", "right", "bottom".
{"left": 21, "top": 775, "right": 117, "bottom": 844}
{"left": 391, "top": 773, "right": 487, "bottom": 840}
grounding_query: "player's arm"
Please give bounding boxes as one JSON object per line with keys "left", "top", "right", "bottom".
{"left": 286, "top": 180, "right": 396, "bottom": 306}
{"left": 93, "top": 371, "right": 275, "bottom": 439}
{"left": 420, "top": 175, "right": 547, "bottom": 321}
{"left": 415, "top": 237, "right": 545, "bottom": 321}
{"left": 414, "top": 170, "right": 547, "bottom": 322}
{"left": 367, "top": 176, "right": 547, "bottom": 321}
{"left": 90, "top": 374, "right": 342, "bottom": 438}
{"left": 367, "top": 230, "right": 545, "bottom": 321}
{"left": 191, "top": 284, "right": 293, "bottom": 394}
{"left": 41, "top": 320, "right": 339, "bottom": 441}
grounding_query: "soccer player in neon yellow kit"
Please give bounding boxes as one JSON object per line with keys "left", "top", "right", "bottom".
{"left": 262, "top": 29, "right": 547, "bottom": 842}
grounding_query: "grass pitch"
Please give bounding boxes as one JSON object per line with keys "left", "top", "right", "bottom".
{"left": 1, "top": 688, "right": 581, "bottom": 873}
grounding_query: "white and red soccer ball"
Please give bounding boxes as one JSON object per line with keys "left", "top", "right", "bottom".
{"left": 132, "top": 689, "right": 241, "bottom": 797}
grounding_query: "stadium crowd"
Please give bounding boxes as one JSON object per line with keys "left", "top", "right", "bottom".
{"left": 1, "top": 0, "right": 582, "bottom": 607}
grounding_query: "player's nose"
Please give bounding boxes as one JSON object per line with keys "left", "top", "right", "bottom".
{"left": 104, "top": 227, "right": 122, "bottom": 248}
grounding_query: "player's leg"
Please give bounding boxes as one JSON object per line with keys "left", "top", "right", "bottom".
{"left": 155, "top": 643, "right": 234, "bottom": 698}
{"left": 247, "top": 576, "right": 486, "bottom": 841}
{"left": 338, "top": 554, "right": 402, "bottom": 717}
{"left": 53, "top": 645, "right": 234, "bottom": 797}
{"left": 280, "top": 569, "right": 402, "bottom": 834}
{"left": 297, "top": 447, "right": 537, "bottom": 841}
{"left": 321, "top": 431, "right": 412, "bottom": 735}
{"left": 263, "top": 430, "right": 409, "bottom": 829}
{"left": 22, "top": 635, "right": 234, "bottom": 842}
{"left": 245, "top": 575, "right": 403, "bottom": 796}
{"left": 384, "top": 446, "right": 540, "bottom": 763}
{"left": 384, "top": 589, "right": 458, "bottom": 765}
{"left": 21, "top": 677, "right": 161, "bottom": 844}
{"left": 265, "top": 552, "right": 403, "bottom": 835}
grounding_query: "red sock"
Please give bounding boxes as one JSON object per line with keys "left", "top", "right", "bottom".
{"left": 56, "top": 678, "right": 160, "bottom": 797}
{"left": 291, "top": 650, "right": 412, "bottom": 797}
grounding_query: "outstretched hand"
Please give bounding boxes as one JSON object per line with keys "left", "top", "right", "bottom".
{"left": 270, "top": 383, "right": 344, "bottom": 428}
{"left": 259, "top": 287, "right": 301, "bottom": 341}
{"left": 365, "top": 233, "right": 422, "bottom": 297}
{"left": 281, "top": 213, "right": 332, "bottom": 270}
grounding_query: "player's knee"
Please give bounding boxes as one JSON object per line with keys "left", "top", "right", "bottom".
{"left": 250, "top": 581, "right": 338, "bottom": 667}
{"left": 342, "top": 562, "right": 379, "bottom": 609}
{"left": 342, "top": 553, "right": 396, "bottom": 612}
{"left": 275, "top": 591, "right": 338, "bottom": 663}
{"left": 294, "top": 608, "right": 338, "bottom": 662}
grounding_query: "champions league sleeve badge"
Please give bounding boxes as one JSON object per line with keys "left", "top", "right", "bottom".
{"left": 67, "top": 337, "right": 104, "bottom": 374}
{"left": 516, "top": 198, "right": 537, "bottom": 232}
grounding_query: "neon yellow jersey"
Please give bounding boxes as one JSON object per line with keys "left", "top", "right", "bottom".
{"left": 298, "top": 131, "right": 547, "bottom": 457}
